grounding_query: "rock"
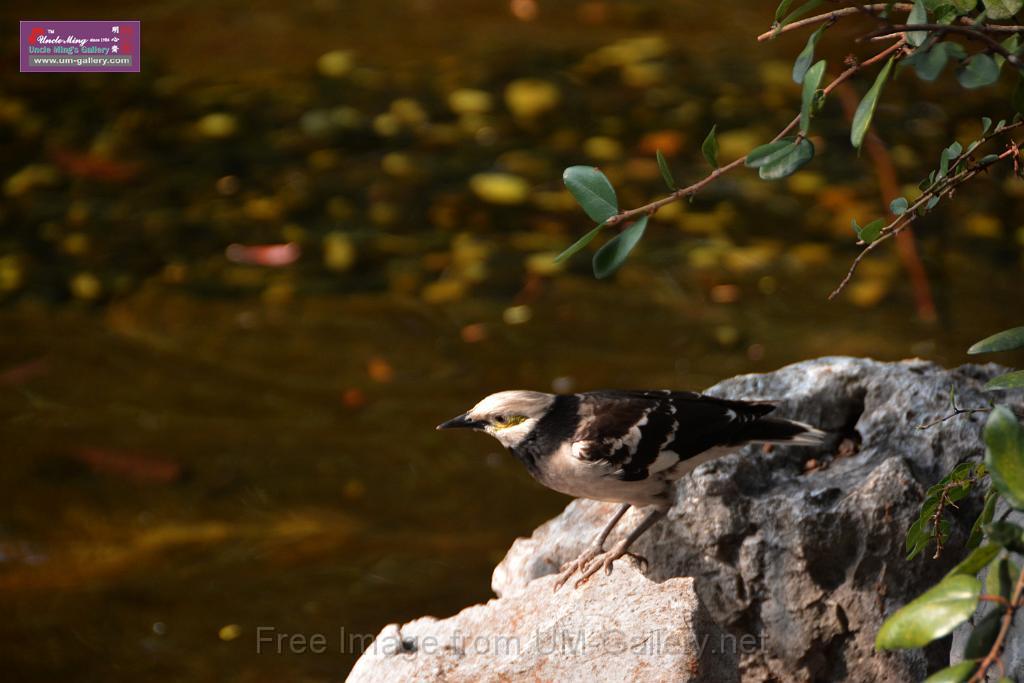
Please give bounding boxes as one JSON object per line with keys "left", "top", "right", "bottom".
{"left": 348, "top": 569, "right": 738, "bottom": 683}
{"left": 352, "top": 358, "right": 1022, "bottom": 682}
{"left": 492, "top": 358, "right": 1018, "bottom": 681}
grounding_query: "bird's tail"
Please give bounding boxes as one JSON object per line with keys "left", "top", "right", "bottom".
{"left": 739, "top": 418, "right": 827, "bottom": 446}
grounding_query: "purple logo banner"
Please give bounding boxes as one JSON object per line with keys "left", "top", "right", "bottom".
{"left": 20, "top": 20, "right": 140, "bottom": 73}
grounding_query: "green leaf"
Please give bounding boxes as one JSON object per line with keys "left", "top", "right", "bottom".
{"left": 932, "top": 4, "right": 961, "bottom": 24}
{"left": 793, "top": 25, "right": 827, "bottom": 83}
{"left": 964, "top": 609, "right": 1004, "bottom": 660}
{"left": 939, "top": 149, "right": 951, "bottom": 178}
{"left": 854, "top": 217, "right": 886, "bottom": 243}
{"left": 923, "top": 660, "right": 979, "bottom": 683}
{"left": 999, "top": 34, "right": 1021, "bottom": 70}
{"left": 946, "top": 543, "right": 1001, "bottom": 578}
{"left": 986, "top": 557, "right": 1018, "bottom": 599}
{"left": 986, "top": 371, "right": 1024, "bottom": 390}
{"left": 800, "top": 60, "right": 827, "bottom": 134}
{"left": 852, "top": 56, "right": 896, "bottom": 149}
{"left": 875, "top": 574, "right": 981, "bottom": 649}
{"left": 958, "top": 54, "right": 1001, "bottom": 89}
{"left": 745, "top": 139, "right": 797, "bottom": 168}
{"left": 656, "top": 149, "right": 676, "bottom": 191}
{"left": 759, "top": 138, "right": 815, "bottom": 180}
{"left": 907, "top": 42, "right": 967, "bottom": 81}
{"left": 983, "top": 0, "right": 1024, "bottom": 20}
{"left": 968, "top": 489, "right": 998, "bottom": 550}
{"left": 986, "top": 520, "right": 1024, "bottom": 553}
{"left": 775, "top": 0, "right": 796, "bottom": 21}
{"left": 702, "top": 125, "right": 719, "bottom": 169}
{"left": 778, "top": 0, "right": 825, "bottom": 26}
{"left": 563, "top": 166, "right": 619, "bottom": 223}
{"left": 554, "top": 222, "right": 606, "bottom": 263}
{"left": 890, "top": 197, "right": 909, "bottom": 215}
{"left": 592, "top": 216, "right": 648, "bottom": 279}
{"left": 907, "top": 517, "right": 929, "bottom": 560}
{"left": 984, "top": 406, "right": 1024, "bottom": 509}
{"left": 949, "top": 0, "right": 980, "bottom": 11}
{"left": 907, "top": 0, "right": 930, "bottom": 47}
{"left": 969, "top": 326, "right": 1024, "bottom": 354}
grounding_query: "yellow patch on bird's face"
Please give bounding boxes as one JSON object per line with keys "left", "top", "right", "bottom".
{"left": 493, "top": 415, "right": 527, "bottom": 429}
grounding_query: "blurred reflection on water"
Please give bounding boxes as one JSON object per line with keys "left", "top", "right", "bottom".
{"left": 2, "top": 0, "right": 1023, "bottom": 679}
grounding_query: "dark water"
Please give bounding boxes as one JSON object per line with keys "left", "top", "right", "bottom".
{"left": 2, "top": 1, "right": 1024, "bottom": 680}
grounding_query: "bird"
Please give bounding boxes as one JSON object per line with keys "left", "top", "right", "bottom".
{"left": 437, "top": 389, "right": 825, "bottom": 590}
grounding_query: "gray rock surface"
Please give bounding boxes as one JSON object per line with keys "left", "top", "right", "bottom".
{"left": 353, "top": 357, "right": 1021, "bottom": 682}
{"left": 348, "top": 570, "right": 737, "bottom": 682}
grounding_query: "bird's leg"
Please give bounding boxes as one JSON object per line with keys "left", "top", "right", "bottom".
{"left": 574, "top": 507, "right": 666, "bottom": 588}
{"left": 552, "top": 503, "right": 631, "bottom": 592}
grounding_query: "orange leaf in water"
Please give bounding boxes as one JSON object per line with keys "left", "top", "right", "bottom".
{"left": 51, "top": 148, "right": 142, "bottom": 182}
{"left": 70, "top": 448, "right": 182, "bottom": 485}
{"left": 225, "top": 242, "right": 301, "bottom": 267}
{"left": 367, "top": 357, "right": 394, "bottom": 383}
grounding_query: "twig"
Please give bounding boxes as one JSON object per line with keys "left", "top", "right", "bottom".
{"left": 866, "top": 24, "right": 1023, "bottom": 67}
{"left": 602, "top": 39, "right": 908, "bottom": 229}
{"left": 979, "top": 594, "right": 1013, "bottom": 608}
{"left": 757, "top": 3, "right": 1024, "bottom": 42}
{"left": 833, "top": 81, "right": 937, "bottom": 323}
{"left": 969, "top": 565, "right": 1024, "bottom": 683}
{"left": 917, "top": 406, "right": 991, "bottom": 430}
{"left": 830, "top": 136, "right": 1021, "bottom": 299}
{"left": 929, "top": 482, "right": 963, "bottom": 559}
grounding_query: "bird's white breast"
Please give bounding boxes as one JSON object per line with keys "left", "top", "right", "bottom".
{"left": 537, "top": 443, "right": 666, "bottom": 507}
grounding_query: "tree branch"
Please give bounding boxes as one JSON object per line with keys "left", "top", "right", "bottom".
{"left": 832, "top": 81, "right": 937, "bottom": 322}
{"left": 758, "top": 3, "right": 1024, "bottom": 42}
{"left": 829, "top": 132, "right": 1022, "bottom": 299}
{"left": 602, "top": 39, "right": 908, "bottom": 229}
{"left": 867, "top": 24, "right": 1023, "bottom": 67}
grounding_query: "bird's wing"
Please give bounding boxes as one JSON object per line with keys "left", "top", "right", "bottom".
{"left": 571, "top": 391, "right": 776, "bottom": 481}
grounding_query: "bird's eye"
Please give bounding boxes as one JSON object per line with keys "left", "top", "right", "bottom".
{"left": 494, "top": 415, "right": 527, "bottom": 429}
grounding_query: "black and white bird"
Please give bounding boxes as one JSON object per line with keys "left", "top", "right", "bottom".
{"left": 438, "top": 389, "right": 825, "bottom": 589}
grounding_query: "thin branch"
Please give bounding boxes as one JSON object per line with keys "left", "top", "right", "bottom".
{"left": 830, "top": 134, "right": 1022, "bottom": 299}
{"left": 757, "top": 3, "right": 1024, "bottom": 42}
{"left": 867, "top": 24, "right": 1023, "bottom": 67}
{"left": 969, "top": 565, "right": 1024, "bottom": 683}
{"left": 602, "top": 39, "right": 908, "bottom": 229}
{"left": 832, "top": 81, "right": 937, "bottom": 322}
{"left": 979, "top": 594, "right": 1013, "bottom": 608}
{"left": 759, "top": 3, "right": 913, "bottom": 41}
{"left": 917, "top": 406, "right": 991, "bottom": 430}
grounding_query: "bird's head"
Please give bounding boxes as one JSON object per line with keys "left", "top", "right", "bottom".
{"left": 437, "top": 390, "right": 555, "bottom": 447}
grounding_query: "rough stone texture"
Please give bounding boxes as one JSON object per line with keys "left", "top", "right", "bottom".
{"left": 352, "top": 357, "right": 1023, "bottom": 682}
{"left": 493, "top": 358, "right": 1021, "bottom": 682}
{"left": 348, "top": 570, "right": 737, "bottom": 682}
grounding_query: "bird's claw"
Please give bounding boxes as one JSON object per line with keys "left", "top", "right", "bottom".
{"left": 552, "top": 545, "right": 604, "bottom": 592}
{"left": 569, "top": 549, "right": 648, "bottom": 589}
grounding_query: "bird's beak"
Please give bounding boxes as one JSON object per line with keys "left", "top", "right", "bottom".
{"left": 436, "top": 413, "right": 485, "bottom": 430}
